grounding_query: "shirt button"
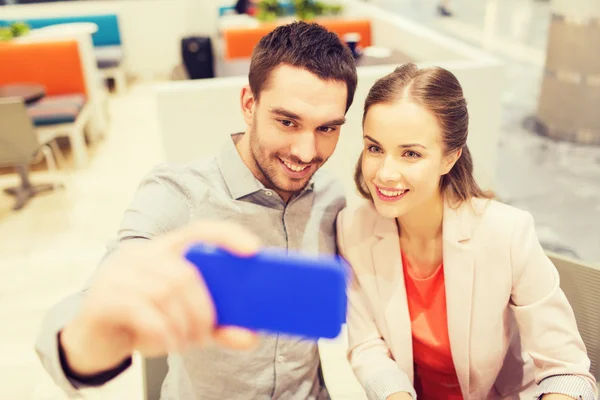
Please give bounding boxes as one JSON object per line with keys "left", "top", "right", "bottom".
{"left": 277, "top": 355, "right": 284, "bottom": 363}
{"left": 264, "top": 190, "right": 273, "bottom": 196}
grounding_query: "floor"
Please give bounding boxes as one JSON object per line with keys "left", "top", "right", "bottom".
{"left": 1, "top": 0, "right": 599, "bottom": 399}
{"left": 0, "top": 84, "right": 163, "bottom": 399}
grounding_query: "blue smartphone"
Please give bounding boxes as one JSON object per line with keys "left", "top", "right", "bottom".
{"left": 185, "top": 243, "right": 349, "bottom": 339}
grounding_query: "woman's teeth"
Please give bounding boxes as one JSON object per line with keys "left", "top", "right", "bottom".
{"left": 379, "top": 188, "right": 407, "bottom": 197}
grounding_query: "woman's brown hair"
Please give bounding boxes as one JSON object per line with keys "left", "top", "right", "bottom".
{"left": 354, "top": 63, "right": 493, "bottom": 204}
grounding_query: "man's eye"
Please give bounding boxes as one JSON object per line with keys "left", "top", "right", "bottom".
{"left": 280, "top": 120, "right": 294, "bottom": 127}
{"left": 318, "top": 126, "right": 336, "bottom": 133}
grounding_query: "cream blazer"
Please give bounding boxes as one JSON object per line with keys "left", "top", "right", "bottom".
{"left": 336, "top": 198, "right": 596, "bottom": 399}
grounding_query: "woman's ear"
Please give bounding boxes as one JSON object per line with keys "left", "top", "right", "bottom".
{"left": 240, "top": 85, "right": 256, "bottom": 126}
{"left": 442, "top": 148, "right": 462, "bottom": 175}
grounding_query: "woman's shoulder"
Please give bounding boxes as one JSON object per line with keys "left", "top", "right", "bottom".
{"left": 337, "top": 199, "right": 383, "bottom": 244}
{"left": 471, "top": 197, "right": 530, "bottom": 220}
{"left": 466, "top": 197, "right": 535, "bottom": 237}
{"left": 339, "top": 199, "right": 379, "bottom": 229}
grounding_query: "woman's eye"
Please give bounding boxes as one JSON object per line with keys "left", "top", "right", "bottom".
{"left": 404, "top": 150, "right": 421, "bottom": 158}
{"left": 367, "top": 145, "right": 382, "bottom": 154}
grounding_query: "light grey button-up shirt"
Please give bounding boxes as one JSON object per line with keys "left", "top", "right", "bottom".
{"left": 35, "top": 133, "right": 347, "bottom": 400}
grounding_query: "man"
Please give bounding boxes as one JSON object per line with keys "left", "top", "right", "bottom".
{"left": 35, "top": 21, "right": 357, "bottom": 399}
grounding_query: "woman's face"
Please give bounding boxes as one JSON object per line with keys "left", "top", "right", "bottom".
{"left": 361, "top": 100, "right": 458, "bottom": 219}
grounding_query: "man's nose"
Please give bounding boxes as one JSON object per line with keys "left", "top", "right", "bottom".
{"left": 290, "top": 131, "right": 317, "bottom": 163}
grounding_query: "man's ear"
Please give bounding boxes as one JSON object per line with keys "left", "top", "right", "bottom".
{"left": 240, "top": 85, "right": 256, "bottom": 126}
{"left": 442, "top": 148, "right": 462, "bottom": 175}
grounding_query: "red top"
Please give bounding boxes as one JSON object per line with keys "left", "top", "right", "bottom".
{"left": 402, "top": 250, "right": 463, "bottom": 400}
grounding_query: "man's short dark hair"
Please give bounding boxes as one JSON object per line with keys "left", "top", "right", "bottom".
{"left": 249, "top": 21, "right": 358, "bottom": 112}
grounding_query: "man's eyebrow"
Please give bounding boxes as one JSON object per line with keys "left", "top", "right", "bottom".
{"left": 270, "top": 107, "right": 346, "bottom": 126}
{"left": 322, "top": 117, "right": 346, "bottom": 126}
{"left": 269, "top": 107, "right": 301, "bottom": 120}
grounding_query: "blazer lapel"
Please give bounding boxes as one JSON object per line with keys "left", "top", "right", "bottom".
{"left": 371, "top": 215, "right": 414, "bottom": 380}
{"left": 443, "top": 201, "right": 476, "bottom": 397}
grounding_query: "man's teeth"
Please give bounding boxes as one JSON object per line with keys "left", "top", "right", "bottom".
{"left": 379, "top": 188, "right": 406, "bottom": 197}
{"left": 283, "top": 160, "right": 308, "bottom": 172}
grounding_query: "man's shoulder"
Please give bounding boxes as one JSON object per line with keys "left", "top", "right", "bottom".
{"left": 309, "top": 169, "right": 348, "bottom": 215}
{"left": 311, "top": 168, "right": 346, "bottom": 197}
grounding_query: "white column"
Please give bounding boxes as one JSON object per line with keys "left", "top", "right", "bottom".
{"left": 536, "top": 0, "right": 600, "bottom": 144}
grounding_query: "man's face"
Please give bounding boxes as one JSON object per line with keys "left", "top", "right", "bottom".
{"left": 240, "top": 65, "right": 348, "bottom": 199}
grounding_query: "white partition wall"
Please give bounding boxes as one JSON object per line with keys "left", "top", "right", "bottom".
{"left": 155, "top": 76, "right": 247, "bottom": 164}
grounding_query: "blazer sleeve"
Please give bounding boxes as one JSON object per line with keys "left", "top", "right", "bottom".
{"left": 509, "top": 211, "right": 597, "bottom": 399}
{"left": 337, "top": 210, "right": 417, "bottom": 400}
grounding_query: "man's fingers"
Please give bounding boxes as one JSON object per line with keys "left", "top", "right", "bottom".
{"left": 126, "top": 297, "right": 179, "bottom": 355}
{"left": 137, "top": 258, "right": 217, "bottom": 347}
{"left": 175, "top": 260, "right": 217, "bottom": 344}
{"left": 161, "top": 220, "right": 261, "bottom": 256}
{"left": 130, "top": 269, "right": 190, "bottom": 346}
{"left": 115, "top": 221, "right": 261, "bottom": 355}
{"left": 213, "top": 327, "right": 259, "bottom": 350}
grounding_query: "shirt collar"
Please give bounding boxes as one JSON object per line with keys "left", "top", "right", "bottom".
{"left": 217, "top": 133, "right": 315, "bottom": 201}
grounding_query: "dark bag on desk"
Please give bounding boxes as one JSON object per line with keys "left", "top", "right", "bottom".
{"left": 181, "top": 36, "right": 215, "bottom": 80}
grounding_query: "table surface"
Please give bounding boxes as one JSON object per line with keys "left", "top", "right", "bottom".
{"left": 33, "top": 22, "right": 99, "bottom": 35}
{"left": 215, "top": 48, "right": 414, "bottom": 78}
{"left": 13, "top": 22, "right": 99, "bottom": 44}
{"left": 0, "top": 84, "right": 46, "bottom": 104}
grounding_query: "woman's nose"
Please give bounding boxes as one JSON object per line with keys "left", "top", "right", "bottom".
{"left": 376, "top": 156, "right": 402, "bottom": 184}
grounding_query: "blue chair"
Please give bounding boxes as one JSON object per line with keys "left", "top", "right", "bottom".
{"left": 27, "top": 94, "right": 87, "bottom": 127}
{"left": 218, "top": 5, "right": 236, "bottom": 16}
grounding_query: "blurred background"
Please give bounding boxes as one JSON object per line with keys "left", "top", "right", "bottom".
{"left": 0, "top": 0, "right": 598, "bottom": 398}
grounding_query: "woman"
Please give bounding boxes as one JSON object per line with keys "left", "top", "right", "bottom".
{"left": 336, "top": 63, "right": 597, "bottom": 400}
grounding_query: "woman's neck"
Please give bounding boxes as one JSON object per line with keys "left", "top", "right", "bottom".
{"left": 397, "top": 192, "right": 444, "bottom": 244}
{"left": 397, "top": 193, "right": 445, "bottom": 278}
